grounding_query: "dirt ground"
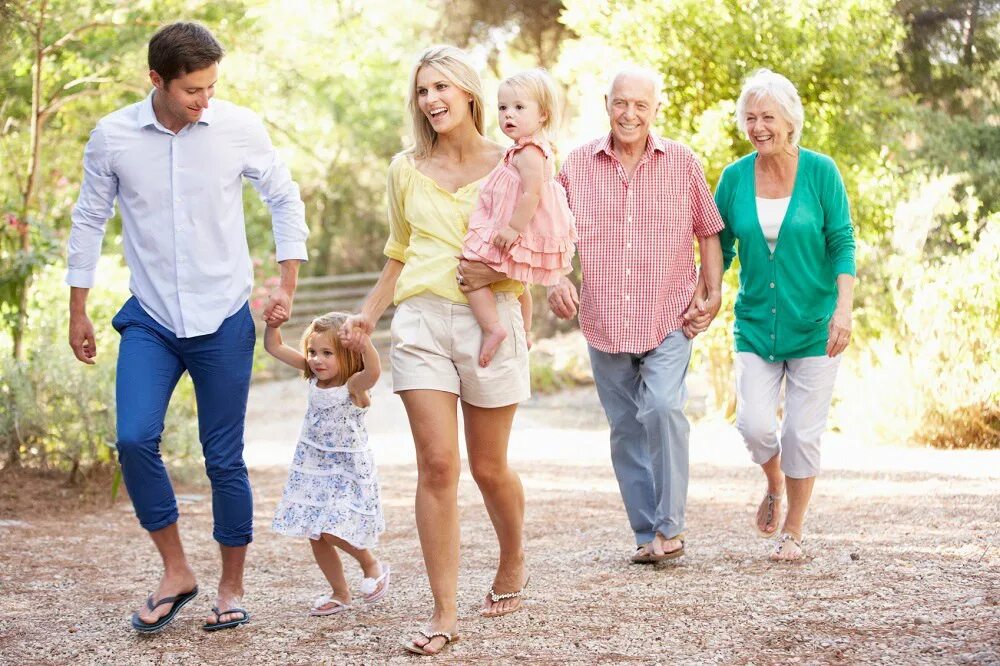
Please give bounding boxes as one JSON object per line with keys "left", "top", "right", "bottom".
{"left": 1, "top": 382, "right": 998, "bottom": 665}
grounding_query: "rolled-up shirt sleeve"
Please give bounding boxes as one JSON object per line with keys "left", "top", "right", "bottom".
{"left": 382, "top": 157, "right": 410, "bottom": 263}
{"left": 244, "top": 116, "right": 308, "bottom": 262}
{"left": 66, "top": 125, "right": 117, "bottom": 288}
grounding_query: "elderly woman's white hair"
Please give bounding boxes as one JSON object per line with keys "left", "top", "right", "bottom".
{"left": 735, "top": 69, "right": 804, "bottom": 146}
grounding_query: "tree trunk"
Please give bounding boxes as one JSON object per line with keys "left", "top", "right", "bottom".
{"left": 13, "top": 3, "right": 45, "bottom": 361}
{"left": 963, "top": 0, "right": 980, "bottom": 68}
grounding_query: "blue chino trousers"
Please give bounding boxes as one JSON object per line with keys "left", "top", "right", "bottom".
{"left": 112, "top": 297, "right": 255, "bottom": 546}
{"left": 588, "top": 330, "right": 693, "bottom": 546}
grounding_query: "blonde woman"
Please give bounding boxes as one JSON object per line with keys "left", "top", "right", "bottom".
{"left": 339, "top": 45, "right": 530, "bottom": 656}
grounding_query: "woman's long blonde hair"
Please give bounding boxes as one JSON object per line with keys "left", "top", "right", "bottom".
{"left": 300, "top": 312, "right": 364, "bottom": 382}
{"left": 406, "top": 45, "right": 486, "bottom": 158}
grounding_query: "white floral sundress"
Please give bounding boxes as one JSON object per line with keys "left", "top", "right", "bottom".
{"left": 271, "top": 379, "right": 385, "bottom": 549}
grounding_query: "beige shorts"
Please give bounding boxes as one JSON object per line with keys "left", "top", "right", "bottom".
{"left": 390, "top": 292, "right": 531, "bottom": 408}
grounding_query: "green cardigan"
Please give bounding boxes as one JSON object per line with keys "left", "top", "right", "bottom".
{"left": 715, "top": 148, "right": 856, "bottom": 361}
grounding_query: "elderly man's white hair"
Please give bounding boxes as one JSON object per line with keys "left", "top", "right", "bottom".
{"left": 606, "top": 65, "right": 663, "bottom": 103}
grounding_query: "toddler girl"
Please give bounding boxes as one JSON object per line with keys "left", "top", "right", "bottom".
{"left": 265, "top": 309, "right": 389, "bottom": 615}
{"left": 462, "top": 68, "right": 577, "bottom": 367}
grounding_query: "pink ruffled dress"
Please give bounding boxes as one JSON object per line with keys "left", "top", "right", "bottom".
{"left": 462, "top": 136, "right": 577, "bottom": 286}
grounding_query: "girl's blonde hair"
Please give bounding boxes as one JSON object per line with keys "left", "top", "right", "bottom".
{"left": 300, "top": 312, "right": 364, "bottom": 382}
{"left": 501, "top": 68, "right": 560, "bottom": 134}
{"left": 406, "top": 45, "right": 486, "bottom": 158}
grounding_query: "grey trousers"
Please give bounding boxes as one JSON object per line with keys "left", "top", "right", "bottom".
{"left": 588, "top": 331, "right": 693, "bottom": 546}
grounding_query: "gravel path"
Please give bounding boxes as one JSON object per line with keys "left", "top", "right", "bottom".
{"left": 1, "top": 381, "right": 997, "bottom": 664}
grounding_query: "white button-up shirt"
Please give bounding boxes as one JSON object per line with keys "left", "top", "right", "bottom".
{"left": 67, "top": 92, "right": 308, "bottom": 337}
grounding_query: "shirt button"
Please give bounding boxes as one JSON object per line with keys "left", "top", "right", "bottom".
{"left": 769, "top": 255, "right": 774, "bottom": 261}
{"left": 770, "top": 333, "right": 775, "bottom": 339}
{"left": 771, "top": 308, "right": 776, "bottom": 314}
{"left": 625, "top": 269, "right": 631, "bottom": 276}
{"left": 623, "top": 320, "right": 629, "bottom": 327}
{"left": 627, "top": 216, "right": 632, "bottom": 223}
{"left": 624, "top": 294, "right": 630, "bottom": 301}
{"left": 626, "top": 242, "right": 632, "bottom": 249}
{"left": 768, "top": 355, "right": 775, "bottom": 361}
{"left": 769, "top": 282, "right": 775, "bottom": 288}
{"left": 174, "top": 197, "right": 181, "bottom": 203}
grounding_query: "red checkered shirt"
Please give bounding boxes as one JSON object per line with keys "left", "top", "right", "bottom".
{"left": 557, "top": 132, "right": 724, "bottom": 354}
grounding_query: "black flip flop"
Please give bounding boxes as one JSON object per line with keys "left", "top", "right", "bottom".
{"left": 202, "top": 606, "right": 251, "bottom": 632}
{"left": 130, "top": 586, "right": 199, "bottom": 633}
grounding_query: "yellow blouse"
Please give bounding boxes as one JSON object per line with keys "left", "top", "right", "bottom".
{"left": 383, "top": 153, "right": 524, "bottom": 305}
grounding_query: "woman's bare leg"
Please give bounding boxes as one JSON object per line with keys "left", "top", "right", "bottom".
{"left": 401, "top": 390, "right": 461, "bottom": 655}
{"left": 464, "top": 401, "right": 526, "bottom": 617}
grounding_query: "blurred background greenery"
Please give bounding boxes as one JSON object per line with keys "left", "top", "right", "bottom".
{"left": 1, "top": 0, "right": 997, "bottom": 479}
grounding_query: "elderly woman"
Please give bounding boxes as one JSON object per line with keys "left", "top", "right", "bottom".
{"left": 714, "top": 69, "right": 856, "bottom": 561}
{"left": 339, "top": 46, "right": 530, "bottom": 655}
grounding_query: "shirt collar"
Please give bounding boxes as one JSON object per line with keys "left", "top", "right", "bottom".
{"left": 137, "top": 89, "right": 216, "bottom": 131}
{"left": 137, "top": 91, "right": 158, "bottom": 129}
{"left": 593, "top": 131, "right": 667, "bottom": 158}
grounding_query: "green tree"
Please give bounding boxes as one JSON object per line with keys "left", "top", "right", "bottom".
{"left": 0, "top": 0, "right": 250, "bottom": 361}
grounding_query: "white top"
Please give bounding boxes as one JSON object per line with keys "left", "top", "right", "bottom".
{"left": 755, "top": 196, "right": 791, "bottom": 252}
{"left": 271, "top": 379, "right": 384, "bottom": 549}
{"left": 66, "top": 91, "right": 309, "bottom": 337}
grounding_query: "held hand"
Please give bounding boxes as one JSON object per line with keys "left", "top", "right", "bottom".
{"left": 826, "top": 306, "right": 852, "bottom": 357}
{"left": 263, "top": 285, "right": 293, "bottom": 327}
{"left": 546, "top": 277, "right": 579, "bottom": 320}
{"left": 339, "top": 313, "right": 375, "bottom": 352}
{"left": 69, "top": 312, "right": 97, "bottom": 364}
{"left": 264, "top": 304, "right": 288, "bottom": 328}
{"left": 681, "top": 290, "right": 722, "bottom": 339}
{"left": 456, "top": 258, "right": 506, "bottom": 293}
{"left": 491, "top": 226, "right": 520, "bottom": 253}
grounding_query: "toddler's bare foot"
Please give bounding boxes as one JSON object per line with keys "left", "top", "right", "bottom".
{"left": 478, "top": 325, "right": 507, "bottom": 367}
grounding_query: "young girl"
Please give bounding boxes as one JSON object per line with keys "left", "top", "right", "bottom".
{"left": 264, "top": 309, "right": 389, "bottom": 615}
{"left": 461, "top": 68, "right": 577, "bottom": 367}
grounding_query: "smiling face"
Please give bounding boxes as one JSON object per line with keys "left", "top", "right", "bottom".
{"left": 497, "top": 83, "right": 547, "bottom": 142}
{"left": 742, "top": 94, "right": 796, "bottom": 156}
{"left": 305, "top": 330, "right": 342, "bottom": 385}
{"left": 150, "top": 63, "right": 217, "bottom": 131}
{"left": 415, "top": 64, "right": 473, "bottom": 137}
{"left": 605, "top": 73, "right": 659, "bottom": 152}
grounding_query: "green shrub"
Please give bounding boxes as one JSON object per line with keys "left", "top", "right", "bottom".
{"left": 0, "top": 260, "right": 200, "bottom": 476}
{"left": 528, "top": 331, "right": 594, "bottom": 394}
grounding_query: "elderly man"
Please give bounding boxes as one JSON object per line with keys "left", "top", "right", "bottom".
{"left": 460, "top": 66, "right": 723, "bottom": 563}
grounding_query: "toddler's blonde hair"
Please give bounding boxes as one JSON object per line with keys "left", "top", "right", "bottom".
{"left": 500, "top": 68, "right": 560, "bottom": 134}
{"left": 300, "top": 312, "right": 364, "bottom": 382}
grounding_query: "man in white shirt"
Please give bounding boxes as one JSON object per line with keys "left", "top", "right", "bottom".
{"left": 66, "top": 22, "right": 308, "bottom": 633}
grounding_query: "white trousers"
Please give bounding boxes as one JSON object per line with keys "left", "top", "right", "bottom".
{"left": 735, "top": 352, "right": 841, "bottom": 478}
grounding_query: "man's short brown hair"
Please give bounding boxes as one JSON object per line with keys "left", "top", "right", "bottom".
{"left": 148, "top": 22, "right": 224, "bottom": 85}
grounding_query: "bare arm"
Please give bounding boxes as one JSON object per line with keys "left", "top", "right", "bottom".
{"left": 339, "top": 259, "right": 403, "bottom": 351}
{"left": 347, "top": 335, "right": 382, "bottom": 397}
{"left": 826, "top": 273, "right": 855, "bottom": 357}
{"left": 493, "top": 146, "right": 545, "bottom": 252}
{"left": 263, "top": 259, "right": 301, "bottom": 326}
{"left": 681, "top": 233, "right": 723, "bottom": 338}
{"left": 263, "top": 321, "right": 308, "bottom": 371}
{"left": 69, "top": 287, "right": 96, "bottom": 364}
